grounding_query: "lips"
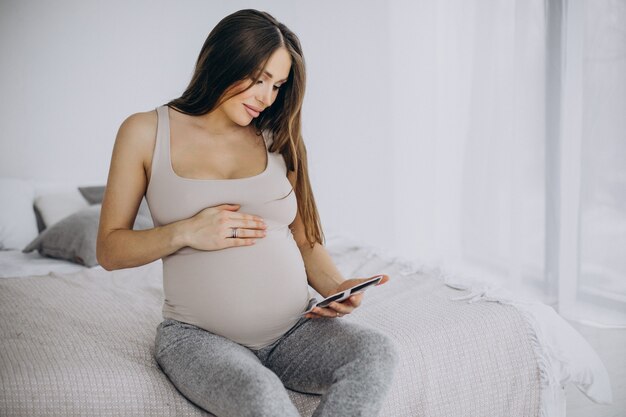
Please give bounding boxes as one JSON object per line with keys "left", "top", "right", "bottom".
{"left": 243, "top": 104, "right": 261, "bottom": 118}
{"left": 244, "top": 104, "right": 263, "bottom": 112}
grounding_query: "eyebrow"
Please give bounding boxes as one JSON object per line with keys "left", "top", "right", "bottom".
{"left": 263, "top": 70, "right": 288, "bottom": 83}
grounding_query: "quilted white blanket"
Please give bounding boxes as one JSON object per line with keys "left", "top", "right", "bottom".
{"left": 0, "top": 237, "right": 542, "bottom": 416}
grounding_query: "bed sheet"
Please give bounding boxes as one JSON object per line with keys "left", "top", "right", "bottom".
{"left": 0, "top": 249, "right": 91, "bottom": 278}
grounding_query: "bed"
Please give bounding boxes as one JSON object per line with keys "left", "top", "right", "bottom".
{"left": 0, "top": 178, "right": 613, "bottom": 416}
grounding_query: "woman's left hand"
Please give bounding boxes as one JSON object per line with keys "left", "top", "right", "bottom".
{"left": 305, "top": 274, "right": 390, "bottom": 319}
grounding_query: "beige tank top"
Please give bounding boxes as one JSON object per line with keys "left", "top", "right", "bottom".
{"left": 145, "top": 105, "right": 312, "bottom": 350}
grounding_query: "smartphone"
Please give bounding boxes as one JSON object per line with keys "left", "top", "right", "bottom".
{"left": 302, "top": 275, "right": 384, "bottom": 316}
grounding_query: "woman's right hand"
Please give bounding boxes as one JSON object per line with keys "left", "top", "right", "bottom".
{"left": 183, "top": 204, "right": 267, "bottom": 251}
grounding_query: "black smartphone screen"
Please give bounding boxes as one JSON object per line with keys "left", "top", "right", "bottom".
{"left": 317, "top": 291, "right": 347, "bottom": 307}
{"left": 349, "top": 276, "right": 382, "bottom": 294}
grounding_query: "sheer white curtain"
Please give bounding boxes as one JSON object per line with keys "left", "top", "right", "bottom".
{"left": 388, "top": 0, "right": 625, "bottom": 326}
{"left": 560, "top": 0, "right": 626, "bottom": 327}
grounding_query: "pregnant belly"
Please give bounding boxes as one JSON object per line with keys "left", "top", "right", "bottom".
{"left": 161, "top": 231, "right": 310, "bottom": 348}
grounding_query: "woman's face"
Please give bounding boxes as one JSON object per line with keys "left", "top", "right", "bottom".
{"left": 221, "top": 47, "right": 292, "bottom": 126}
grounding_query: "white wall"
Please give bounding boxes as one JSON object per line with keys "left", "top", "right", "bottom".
{"left": 0, "top": 0, "right": 395, "bottom": 252}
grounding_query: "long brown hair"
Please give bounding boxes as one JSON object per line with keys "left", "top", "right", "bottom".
{"left": 167, "top": 9, "right": 324, "bottom": 248}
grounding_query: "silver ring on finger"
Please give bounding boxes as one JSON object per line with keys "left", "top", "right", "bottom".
{"left": 231, "top": 227, "right": 238, "bottom": 239}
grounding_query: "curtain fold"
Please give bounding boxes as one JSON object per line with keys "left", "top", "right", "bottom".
{"left": 389, "top": 0, "right": 625, "bottom": 326}
{"left": 565, "top": 0, "right": 626, "bottom": 326}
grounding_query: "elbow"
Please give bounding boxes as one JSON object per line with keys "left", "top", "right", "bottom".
{"left": 96, "top": 249, "right": 113, "bottom": 271}
{"left": 99, "top": 260, "right": 115, "bottom": 272}
{"left": 96, "top": 236, "right": 116, "bottom": 271}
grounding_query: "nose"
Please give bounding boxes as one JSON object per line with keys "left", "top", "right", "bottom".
{"left": 257, "top": 84, "right": 273, "bottom": 107}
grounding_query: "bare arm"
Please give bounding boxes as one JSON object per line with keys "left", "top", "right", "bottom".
{"left": 98, "top": 224, "right": 191, "bottom": 271}
{"left": 286, "top": 171, "right": 346, "bottom": 297}
{"left": 96, "top": 111, "right": 191, "bottom": 270}
{"left": 298, "top": 242, "right": 347, "bottom": 298}
{"left": 287, "top": 171, "right": 390, "bottom": 320}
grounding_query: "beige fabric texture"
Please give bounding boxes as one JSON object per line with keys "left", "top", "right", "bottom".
{"left": 0, "top": 238, "right": 540, "bottom": 416}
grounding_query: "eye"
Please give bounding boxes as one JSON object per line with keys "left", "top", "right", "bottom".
{"left": 256, "top": 80, "right": 281, "bottom": 91}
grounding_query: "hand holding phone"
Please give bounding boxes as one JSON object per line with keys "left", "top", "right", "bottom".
{"left": 302, "top": 275, "right": 384, "bottom": 316}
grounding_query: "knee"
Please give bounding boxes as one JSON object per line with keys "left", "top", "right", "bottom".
{"left": 347, "top": 329, "right": 400, "bottom": 378}
{"left": 176, "top": 363, "right": 297, "bottom": 417}
{"left": 235, "top": 370, "right": 297, "bottom": 417}
{"left": 365, "top": 331, "right": 400, "bottom": 372}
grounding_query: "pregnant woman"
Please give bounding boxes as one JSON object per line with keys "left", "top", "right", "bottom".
{"left": 96, "top": 9, "right": 398, "bottom": 417}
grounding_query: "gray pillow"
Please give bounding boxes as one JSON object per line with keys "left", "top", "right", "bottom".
{"left": 22, "top": 204, "right": 153, "bottom": 267}
{"left": 77, "top": 185, "right": 151, "bottom": 219}
{"left": 78, "top": 185, "right": 105, "bottom": 205}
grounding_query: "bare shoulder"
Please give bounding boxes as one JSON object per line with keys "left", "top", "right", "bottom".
{"left": 120, "top": 109, "right": 157, "bottom": 131}
{"left": 113, "top": 109, "right": 159, "bottom": 171}
{"left": 116, "top": 110, "right": 158, "bottom": 151}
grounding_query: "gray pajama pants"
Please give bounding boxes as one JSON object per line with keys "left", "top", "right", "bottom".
{"left": 154, "top": 297, "right": 399, "bottom": 417}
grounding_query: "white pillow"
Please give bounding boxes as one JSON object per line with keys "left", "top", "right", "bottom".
{"left": 0, "top": 178, "right": 39, "bottom": 250}
{"left": 34, "top": 189, "right": 89, "bottom": 229}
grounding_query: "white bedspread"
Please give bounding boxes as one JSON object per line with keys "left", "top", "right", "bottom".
{"left": 0, "top": 249, "right": 90, "bottom": 278}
